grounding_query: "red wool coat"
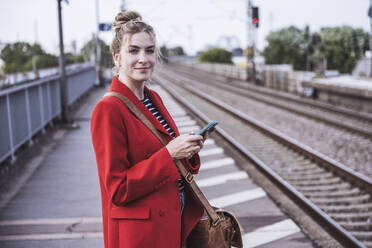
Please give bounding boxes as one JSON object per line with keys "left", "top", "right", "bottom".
{"left": 91, "top": 77, "right": 204, "bottom": 248}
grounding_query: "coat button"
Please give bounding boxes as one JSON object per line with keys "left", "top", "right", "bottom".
{"left": 159, "top": 210, "right": 165, "bottom": 216}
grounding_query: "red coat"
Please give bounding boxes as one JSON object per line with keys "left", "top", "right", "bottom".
{"left": 91, "top": 77, "right": 204, "bottom": 248}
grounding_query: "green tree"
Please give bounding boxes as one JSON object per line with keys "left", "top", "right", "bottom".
{"left": 23, "top": 54, "right": 59, "bottom": 71}
{"left": 65, "top": 53, "right": 85, "bottom": 65}
{"left": 0, "top": 42, "right": 58, "bottom": 73}
{"left": 262, "top": 25, "right": 369, "bottom": 73}
{"left": 262, "top": 26, "right": 308, "bottom": 70}
{"left": 319, "top": 26, "right": 369, "bottom": 73}
{"left": 198, "top": 48, "right": 233, "bottom": 64}
{"left": 81, "top": 37, "right": 113, "bottom": 68}
{"left": 169, "top": 46, "right": 185, "bottom": 56}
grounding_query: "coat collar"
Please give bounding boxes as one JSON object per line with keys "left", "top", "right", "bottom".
{"left": 108, "top": 76, "right": 177, "bottom": 138}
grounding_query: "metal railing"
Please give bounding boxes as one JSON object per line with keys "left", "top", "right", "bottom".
{"left": 0, "top": 62, "right": 94, "bottom": 88}
{"left": 0, "top": 66, "right": 96, "bottom": 163}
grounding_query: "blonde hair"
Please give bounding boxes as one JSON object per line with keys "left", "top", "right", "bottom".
{"left": 111, "top": 11, "right": 156, "bottom": 54}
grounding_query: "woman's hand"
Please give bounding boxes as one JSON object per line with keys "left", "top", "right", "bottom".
{"left": 166, "top": 132, "right": 203, "bottom": 160}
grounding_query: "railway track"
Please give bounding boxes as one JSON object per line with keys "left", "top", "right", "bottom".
{"left": 166, "top": 63, "right": 372, "bottom": 138}
{"left": 152, "top": 71, "right": 372, "bottom": 248}
{"left": 159, "top": 64, "right": 372, "bottom": 179}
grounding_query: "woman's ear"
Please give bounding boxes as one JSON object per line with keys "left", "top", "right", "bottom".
{"left": 113, "top": 52, "right": 121, "bottom": 68}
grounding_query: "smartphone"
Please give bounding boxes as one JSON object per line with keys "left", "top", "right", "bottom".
{"left": 198, "top": 121, "right": 218, "bottom": 137}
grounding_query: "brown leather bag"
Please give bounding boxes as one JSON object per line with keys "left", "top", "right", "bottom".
{"left": 105, "top": 92, "right": 243, "bottom": 248}
{"left": 187, "top": 209, "right": 243, "bottom": 248}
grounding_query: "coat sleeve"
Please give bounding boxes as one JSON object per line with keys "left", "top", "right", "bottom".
{"left": 91, "top": 99, "right": 180, "bottom": 206}
{"left": 183, "top": 155, "right": 201, "bottom": 174}
{"left": 149, "top": 90, "right": 201, "bottom": 175}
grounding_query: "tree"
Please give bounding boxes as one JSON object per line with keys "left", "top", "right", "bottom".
{"left": 0, "top": 42, "right": 58, "bottom": 74}
{"left": 262, "top": 25, "right": 369, "bottom": 73}
{"left": 262, "top": 26, "right": 308, "bottom": 70}
{"left": 23, "top": 54, "right": 58, "bottom": 71}
{"left": 80, "top": 37, "right": 113, "bottom": 68}
{"left": 198, "top": 48, "right": 233, "bottom": 64}
{"left": 319, "top": 26, "right": 369, "bottom": 73}
{"left": 169, "top": 46, "right": 185, "bottom": 56}
{"left": 65, "top": 53, "right": 85, "bottom": 65}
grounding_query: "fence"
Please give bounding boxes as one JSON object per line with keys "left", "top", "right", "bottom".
{"left": 0, "top": 66, "right": 96, "bottom": 163}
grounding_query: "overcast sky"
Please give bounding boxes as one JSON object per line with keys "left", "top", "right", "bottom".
{"left": 0, "top": 0, "right": 370, "bottom": 55}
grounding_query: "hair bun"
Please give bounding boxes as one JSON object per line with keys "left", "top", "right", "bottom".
{"left": 113, "top": 11, "right": 142, "bottom": 31}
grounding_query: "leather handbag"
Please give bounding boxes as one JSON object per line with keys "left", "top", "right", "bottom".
{"left": 104, "top": 92, "right": 243, "bottom": 248}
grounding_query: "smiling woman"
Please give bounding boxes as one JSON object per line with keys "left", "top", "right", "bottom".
{"left": 90, "top": 10, "right": 205, "bottom": 248}
{"left": 113, "top": 32, "right": 156, "bottom": 97}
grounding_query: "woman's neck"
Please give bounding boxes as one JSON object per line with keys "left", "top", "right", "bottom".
{"left": 118, "top": 75, "right": 145, "bottom": 100}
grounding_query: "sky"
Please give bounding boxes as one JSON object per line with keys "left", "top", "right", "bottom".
{"left": 0, "top": 0, "right": 371, "bottom": 56}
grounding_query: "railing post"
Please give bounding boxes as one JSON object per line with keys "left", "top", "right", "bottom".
{"left": 38, "top": 84, "right": 46, "bottom": 134}
{"left": 25, "top": 87, "right": 34, "bottom": 146}
{"left": 46, "top": 82, "right": 53, "bottom": 127}
{"left": 6, "top": 94, "right": 16, "bottom": 162}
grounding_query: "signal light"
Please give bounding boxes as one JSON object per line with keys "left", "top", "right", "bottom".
{"left": 252, "top": 7, "right": 259, "bottom": 28}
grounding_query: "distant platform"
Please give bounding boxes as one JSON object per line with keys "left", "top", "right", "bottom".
{"left": 303, "top": 76, "right": 372, "bottom": 113}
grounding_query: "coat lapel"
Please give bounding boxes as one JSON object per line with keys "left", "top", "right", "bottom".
{"left": 108, "top": 77, "right": 174, "bottom": 138}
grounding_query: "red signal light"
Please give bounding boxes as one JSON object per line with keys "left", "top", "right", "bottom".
{"left": 252, "top": 6, "right": 259, "bottom": 28}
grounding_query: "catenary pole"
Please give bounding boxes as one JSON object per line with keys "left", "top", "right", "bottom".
{"left": 246, "top": 0, "right": 256, "bottom": 83}
{"left": 246, "top": 0, "right": 252, "bottom": 81}
{"left": 95, "top": 0, "right": 101, "bottom": 85}
{"left": 369, "top": 0, "right": 372, "bottom": 77}
{"left": 57, "top": 0, "right": 69, "bottom": 123}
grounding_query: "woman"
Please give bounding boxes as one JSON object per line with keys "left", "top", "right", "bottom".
{"left": 91, "top": 11, "right": 205, "bottom": 248}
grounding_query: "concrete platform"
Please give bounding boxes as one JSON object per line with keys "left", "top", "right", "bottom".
{"left": 0, "top": 86, "right": 106, "bottom": 248}
{"left": 303, "top": 76, "right": 372, "bottom": 113}
{"left": 0, "top": 83, "right": 315, "bottom": 247}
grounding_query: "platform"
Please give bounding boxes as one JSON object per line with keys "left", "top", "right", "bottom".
{"left": 303, "top": 76, "right": 372, "bottom": 113}
{"left": 0, "top": 83, "right": 315, "bottom": 247}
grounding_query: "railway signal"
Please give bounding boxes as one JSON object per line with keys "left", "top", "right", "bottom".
{"left": 252, "top": 6, "right": 259, "bottom": 28}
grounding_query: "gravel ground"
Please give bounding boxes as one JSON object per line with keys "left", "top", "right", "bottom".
{"left": 162, "top": 69, "right": 372, "bottom": 179}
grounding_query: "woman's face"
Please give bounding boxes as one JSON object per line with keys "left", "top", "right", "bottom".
{"left": 114, "top": 32, "right": 156, "bottom": 84}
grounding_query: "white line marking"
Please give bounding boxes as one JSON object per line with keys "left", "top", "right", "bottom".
{"left": 170, "top": 110, "right": 187, "bottom": 115}
{"left": 199, "top": 147, "right": 224, "bottom": 157}
{"left": 176, "top": 120, "right": 197, "bottom": 127}
{"left": 200, "top": 158, "right": 235, "bottom": 171}
{"left": 210, "top": 188, "right": 266, "bottom": 208}
{"left": 196, "top": 171, "right": 248, "bottom": 187}
{"left": 178, "top": 125, "right": 200, "bottom": 133}
{"left": 0, "top": 232, "right": 103, "bottom": 241}
{"left": 0, "top": 217, "right": 102, "bottom": 226}
{"left": 173, "top": 116, "right": 191, "bottom": 122}
{"left": 203, "top": 139, "right": 215, "bottom": 146}
{"left": 243, "top": 219, "right": 300, "bottom": 248}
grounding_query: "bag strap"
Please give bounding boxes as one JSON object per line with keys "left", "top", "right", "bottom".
{"left": 104, "top": 91, "right": 222, "bottom": 225}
